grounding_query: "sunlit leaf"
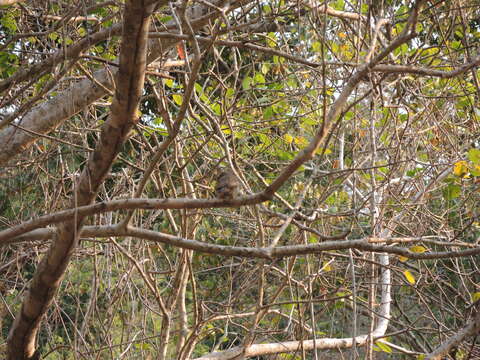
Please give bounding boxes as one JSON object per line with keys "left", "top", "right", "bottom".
{"left": 409, "top": 245, "right": 426, "bottom": 253}
{"left": 453, "top": 160, "right": 468, "bottom": 177}
{"left": 375, "top": 341, "right": 392, "bottom": 353}
{"left": 254, "top": 73, "right": 265, "bottom": 84}
{"left": 172, "top": 94, "right": 183, "bottom": 105}
{"left": 284, "top": 134, "right": 294, "bottom": 144}
{"left": 322, "top": 261, "right": 332, "bottom": 272}
{"left": 403, "top": 270, "right": 416, "bottom": 285}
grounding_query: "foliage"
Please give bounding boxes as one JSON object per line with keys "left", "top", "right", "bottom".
{"left": 1, "top": 0, "right": 480, "bottom": 359}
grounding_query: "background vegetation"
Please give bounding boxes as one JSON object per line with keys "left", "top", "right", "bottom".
{"left": 0, "top": 0, "right": 479, "bottom": 359}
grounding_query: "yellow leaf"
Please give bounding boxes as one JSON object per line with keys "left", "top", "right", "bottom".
{"left": 284, "top": 134, "right": 293, "bottom": 144}
{"left": 472, "top": 292, "right": 480, "bottom": 302}
{"left": 322, "top": 261, "right": 332, "bottom": 272}
{"left": 375, "top": 341, "right": 393, "bottom": 354}
{"left": 403, "top": 270, "right": 416, "bottom": 285}
{"left": 172, "top": 94, "right": 183, "bottom": 105}
{"left": 409, "top": 245, "right": 426, "bottom": 253}
{"left": 398, "top": 255, "right": 409, "bottom": 263}
{"left": 453, "top": 160, "right": 468, "bottom": 177}
{"left": 221, "top": 126, "right": 231, "bottom": 135}
{"left": 314, "top": 147, "right": 332, "bottom": 155}
{"left": 294, "top": 136, "right": 308, "bottom": 147}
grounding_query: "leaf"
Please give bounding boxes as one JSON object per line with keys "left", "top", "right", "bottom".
{"left": 261, "top": 63, "right": 270, "bottom": 74}
{"left": 403, "top": 270, "right": 416, "bottom": 285}
{"left": 226, "top": 88, "right": 235, "bottom": 98}
{"left": 172, "top": 94, "right": 183, "bottom": 105}
{"left": 311, "top": 41, "right": 321, "bottom": 52}
{"left": 294, "top": 136, "right": 308, "bottom": 147}
{"left": 442, "top": 184, "right": 461, "bottom": 200}
{"left": 266, "top": 32, "right": 276, "bottom": 47}
{"left": 409, "top": 245, "right": 426, "bottom": 253}
{"left": 263, "top": 106, "right": 274, "bottom": 120}
{"left": 332, "top": 0, "right": 345, "bottom": 11}
{"left": 254, "top": 73, "right": 265, "bottom": 84}
{"left": 0, "top": 10, "right": 18, "bottom": 33}
{"left": 221, "top": 125, "right": 231, "bottom": 135}
{"left": 398, "top": 255, "right": 409, "bottom": 263}
{"left": 468, "top": 148, "right": 480, "bottom": 165}
{"left": 375, "top": 341, "right": 393, "bottom": 354}
{"left": 159, "top": 15, "right": 173, "bottom": 23}
{"left": 242, "top": 76, "right": 252, "bottom": 91}
{"left": 394, "top": 43, "right": 408, "bottom": 56}
{"left": 315, "top": 147, "right": 332, "bottom": 155}
{"left": 453, "top": 160, "right": 468, "bottom": 177}
{"left": 471, "top": 165, "right": 480, "bottom": 177}
{"left": 48, "top": 32, "right": 59, "bottom": 41}
{"left": 322, "top": 261, "right": 332, "bottom": 272}
{"left": 472, "top": 292, "right": 480, "bottom": 302}
{"left": 284, "top": 134, "right": 294, "bottom": 144}
{"left": 164, "top": 78, "right": 174, "bottom": 88}
{"left": 211, "top": 103, "right": 221, "bottom": 115}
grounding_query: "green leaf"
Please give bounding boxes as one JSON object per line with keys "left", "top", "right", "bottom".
{"left": 263, "top": 106, "right": 274, "bottom": 120}
{"left": 287, "top": 77, "right": 297, "bottom": 88}
{"left": 254, "top": 73, "right": 265, "bottom": 84}
{"left": 471, "top": 165, "right": 480, "bottom": 177}
{"left": 442, "top": 184, "right": 461, "bottom": 200}
{"left": 48, "top": 32, "right": 59, "bottom": 41}
{"left": 468, "top": 148, "right": 480, "bottom": 165}
{"left": 266, "top": 32, "right": 276, "bottom": 47}
{"left": 242, "top": 76, "right": 252, "bottom": 91}
{"left": 159, "top": 15, "right": 173, "bottom": 23}
{"left": 211, "top": 103, "right": 221, "bottom": 115}
{"left": 332, "top": 0, "right": 344, "bottom": 10}
{"left": 194, "top": 82, "right": 203, "bottom": 94}
{"left": 226, "top": 88, "right": 235, "bottom": 98}
{"left": 394, "top": 43, "right": 408, "bottom": 56}
{"left": 311, "top": 41, "right": 322, "bottom": 52}
{"left": 0, "top": 10, "right": 18, "bottom": 33}
{"left": 261, "top": 63, "right": 270, "bottom": 74}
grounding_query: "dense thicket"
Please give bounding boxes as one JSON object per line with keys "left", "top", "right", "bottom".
{"left": 1, "top": 1, "right": 479, "bottom": 359}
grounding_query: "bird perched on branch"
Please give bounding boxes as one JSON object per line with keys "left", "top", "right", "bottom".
{"left": 215, "top": 168, "right": 240, "bottom": 199}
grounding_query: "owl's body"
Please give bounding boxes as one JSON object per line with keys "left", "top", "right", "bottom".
{"left": 215, "top": 169, "right": 240, "bottom": 199}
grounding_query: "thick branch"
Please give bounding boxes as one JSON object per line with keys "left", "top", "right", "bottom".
{"left": 6, "top": 1, "right": 155, "bottom": 358}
